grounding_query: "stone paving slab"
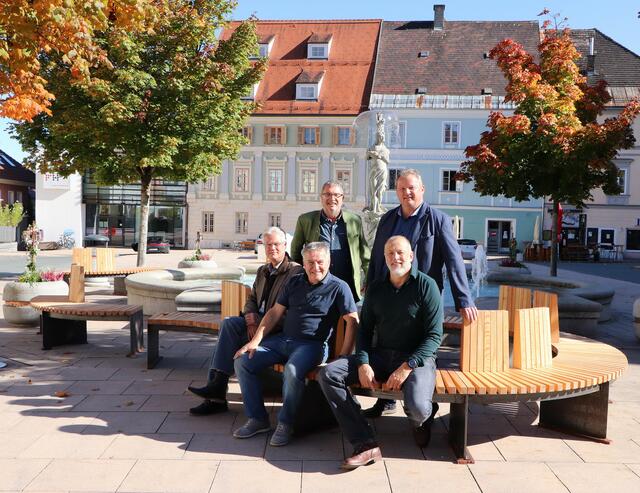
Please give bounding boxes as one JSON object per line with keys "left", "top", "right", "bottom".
{"left": 1, "top": 257, "right": 640, "bottom": 492}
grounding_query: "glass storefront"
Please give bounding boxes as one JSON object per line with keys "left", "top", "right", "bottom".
{"left": 83, "top": 174, "right": 187, "bottom": 247}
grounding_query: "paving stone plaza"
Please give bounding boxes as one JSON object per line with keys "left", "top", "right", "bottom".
{"left": 1, "top": 249, "right": 639, "bottom": 492}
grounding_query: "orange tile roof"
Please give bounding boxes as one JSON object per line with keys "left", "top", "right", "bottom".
{"left": 222, "top": 20, "right": 382, "bottom": 116}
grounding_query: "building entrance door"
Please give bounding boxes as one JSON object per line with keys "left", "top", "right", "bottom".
{"left": 487, "top": 220, "right": 513, "bottom": 254}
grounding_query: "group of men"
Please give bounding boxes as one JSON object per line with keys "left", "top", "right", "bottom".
{"left": 187, "top": 169, "right": 477, "bottom": 469}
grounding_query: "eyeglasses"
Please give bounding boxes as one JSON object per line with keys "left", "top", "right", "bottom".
{"left": 265, "top": 242, "right": 283, "bottom": 248}
{"left": 321, "top": 193, "right": 344, "bottom": 199}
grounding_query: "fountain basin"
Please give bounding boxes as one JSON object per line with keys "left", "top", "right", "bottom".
{"left": 125, "top": 267, "right": 245, "bottom": 315}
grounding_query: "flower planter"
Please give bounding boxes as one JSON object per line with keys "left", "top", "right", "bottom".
{"left": 177, "top": 259, "right": 218, "bottom": 269}
{"left": 2, "top": 280, "right": 69, "bottom": 326}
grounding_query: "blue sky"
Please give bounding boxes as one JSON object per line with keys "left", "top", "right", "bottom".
{"left": 2, "top": 0, "right": 638, "bottom": 161}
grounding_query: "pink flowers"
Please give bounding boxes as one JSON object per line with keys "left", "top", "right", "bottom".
{"left": 39, "top": 269, "right": 65, "bottom": 282}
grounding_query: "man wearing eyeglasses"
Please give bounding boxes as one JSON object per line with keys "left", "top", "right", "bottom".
{"left": 290, "top": 181, "right": 370, "bottom": 301}
{"left": 187, "top": 227, "right": 303, "bottom": 415}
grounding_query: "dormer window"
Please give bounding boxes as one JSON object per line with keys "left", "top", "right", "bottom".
{"left": 295, "top": 70, "right": 324, "bottom": 100}
{"left": 307, "top": 33, "right": 332, "bottom": 59}
{"left": 250, "top": 35, "right": 274, "bottom": 59}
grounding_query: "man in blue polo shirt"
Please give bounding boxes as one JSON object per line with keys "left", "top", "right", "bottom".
{"left": 232, "top": 241, "right": 359, "bottom": 447}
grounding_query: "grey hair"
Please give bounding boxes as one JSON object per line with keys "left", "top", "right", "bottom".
{"left": 263, "top": 227, "right": 286, "bottom": 243}
{"left": 385, "top": 235, "right": 412, "bottom": 251}
{"left": 321, "top": 180, "right": 344, "bottom": 194}
{"left": 301, "top": 241, "right": 330, "bottom": 259}
{"left": 398, "top": 168, "right": 423, "bottom": 187}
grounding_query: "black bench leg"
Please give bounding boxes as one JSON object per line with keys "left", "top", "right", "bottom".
{"left": 539, "top": 383, "right": 610, "bottom": 443}
{"left": 42, "top": 311, "right": 87, "bottom": 350}
{"left": 147, "top": 326, "right": 161, "bottom": 369}
{"left": 128, "top": 312, "right": 144, "bottom": 356}
{"left": 293, "top": 379, "right": 337, "bottom": 435}
{"left": 449, "top": 396, "right": 474, "bottom": 464}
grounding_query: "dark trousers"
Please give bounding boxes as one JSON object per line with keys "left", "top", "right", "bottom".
{"left": 318, "top": 350, "right": 436, "bottom": 446}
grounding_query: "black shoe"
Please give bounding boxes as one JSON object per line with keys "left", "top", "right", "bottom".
{"left": 362, "top": 399, "right": 397, "bottom": 418}
{"left": 189, "top": 399, "right": 229, "bottom": 416}
{"left": 187, "top": 372, "right": 228, "bottom": 402}
{"left": 412, "top": 402, "right": 439, "bottom": 448}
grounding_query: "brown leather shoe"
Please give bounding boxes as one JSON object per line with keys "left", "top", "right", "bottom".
{"left": 341, "top": 443, "right": 382, "bottom": 470}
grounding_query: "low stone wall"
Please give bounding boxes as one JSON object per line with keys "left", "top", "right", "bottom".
{"left": 125, "top": 267, "right": 245, "bottom": 315}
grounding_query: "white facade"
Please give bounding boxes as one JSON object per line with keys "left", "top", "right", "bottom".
{"left": 35, "top": 171, "right": 84, "bottom": 244}
{"left": 187, "top": 116, "right": 368, "bottom": 247}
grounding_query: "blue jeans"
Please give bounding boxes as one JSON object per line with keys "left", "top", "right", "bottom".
{"left": 319, "top": 350, "right": 437, "bottom": 446}
{"left": 209, "top": 316, "right": 248, "bottom": 375}
{"left": 234, "top": 333, "right": 328, "bottom": 425}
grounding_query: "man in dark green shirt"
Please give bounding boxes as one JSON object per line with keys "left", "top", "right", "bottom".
{"left": 318, "top": 235, "right": 443, "bottom": 470}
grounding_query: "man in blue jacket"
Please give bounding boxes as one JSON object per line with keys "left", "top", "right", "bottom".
{"left": 364, "top": 168, "right": 477, "bottom": 417}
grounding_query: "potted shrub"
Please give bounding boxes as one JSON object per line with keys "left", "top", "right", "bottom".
{"left": 2, "top": 222, "right": 68, "bottom": 326}
{"left": 178, "top": 232, "right": 217, "bottom": 268}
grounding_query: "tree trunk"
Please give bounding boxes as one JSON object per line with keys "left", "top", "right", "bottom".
{"left": 137, "top": 173, "right": 152, "bottom": 267}
{"left": 550, "top": 200, "right": 559, "bottom": 277}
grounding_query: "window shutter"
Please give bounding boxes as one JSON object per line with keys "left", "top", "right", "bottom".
{"left": 282, "top": 126, "right": 287, "bottom": 145}
{"left": 456, "top": 179, "right": 464, "bottom": 192}
{"left": 315, "top": 127, "right": 321, "bottom": 145}
{"left": 298, "top": 127, "right": 304, "bottom": 145}
{"left": 332, "top": 127, "right": 338, "bottom": 145}
{"left": 264, "top": 127, "right": 270, "bottom": 145}
{"left": 246, "top": 126, "right": 253, "bottom": 144}
{"left": 350, "top": 128, "right": 356, "bottom": 146}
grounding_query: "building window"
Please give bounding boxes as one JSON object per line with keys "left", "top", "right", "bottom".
{"left": 241, "top": 83, "right": 259, "bottom": 101}
{"left": 299, "top": 126, "right": 319, "bottom": 145}
{"left": 265, "top": 126, "right": 285, "bottom": 145}
{"left": 335, "top": 169, "right": 351, "bottom": 197}
{"left": 242, "top": 126, "right": 253, "bottom": 144}
{"left": 450, "top": 216, "right": 464, "bottom": 239}
{"left": 388, "top": 168, "right": 403, "bottom": 190}
{"left": 627, "top": 229, "right": 640, "bottom": 251}
{"left": 202, "top": 211, "right": 215, "bottom": 233}
{"left": 235, "top": 212, "right": 248, "bottom": 235}
{"left": 268, "top": 168, "right": 283, "bottom": 193}
{"left": 269, "top": 213, "right": 282, "bottom": 228}
{"left": 301, "top": 169, "right": 317, "bottom": 195}
{"left": 7, "top": 190, "right": 14, "bottom": 204}
{"left": 296, "top": 84, "right": 318, "bottom": 100}
{"left": 308, "top": 44, "right": 328, "bottom": 59}
{"left": 389, "top": 121, "right": 406, "bottom": 148}
{"left": 16, "top": 191, "right": 23, "bottom": 203}
{"left": 233, "top": 167, "right": 250, "bottom": 193}
{"left": 441, "top": 170, "right": 463, "bottom": 192}
{"left": 258, "top": 43, "right": 269, "bottom": 58}
{"left": 617, "top": 169, "right": 628, "bottom": 195}
{"left": 443, "top": 121, "right": 460, "bottom": 147}
{"left": 334, "top": 126, "right": 352, "bottom": 146}
{"left": 202, "top": 175, "right": 217, "bottom": 192}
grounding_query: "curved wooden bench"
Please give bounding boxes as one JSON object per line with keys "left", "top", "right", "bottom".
{"left": 276, "top": 309, "right": 627, "bottom": 464}
{"left": 30, "top": 295, "right": 144, "bottom": 354}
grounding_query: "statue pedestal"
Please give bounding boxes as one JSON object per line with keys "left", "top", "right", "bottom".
{"left": 363, "top": 209, "right": 385, "bottom": 247}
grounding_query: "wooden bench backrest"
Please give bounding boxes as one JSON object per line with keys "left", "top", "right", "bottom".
{"left": 95, "top": 248, "right": 116, "bottom": 272}
{"left": 499, "top": 285, "right": 532, "bottom": 334}
{"left": 532, "top": 290, "right": 559, "bottom": 343}
{"left": 72, "top": 247, "right": 93, "bottom": 271}
{"left": 220, "top": 280, "right": 251, "bottom": 319}
{"left": 68, "top": 264, "right": 85, "bottom": 303}
{"left": 461, "top": 310, "right": 509, "bottom": 372}
{"left": 513, "top": 307, "right": 553, "bottom": 369}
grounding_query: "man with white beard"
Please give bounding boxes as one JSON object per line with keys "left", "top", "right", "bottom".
{"left": 318, "top": 235, "right": 443, "bottom": 469}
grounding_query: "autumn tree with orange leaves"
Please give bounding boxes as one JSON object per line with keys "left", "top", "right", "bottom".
{"left": 0, "top": 0, "right": 156, "bottom": 121}
{"left": 459, "top": 21, "right": 639, "bottom": 276}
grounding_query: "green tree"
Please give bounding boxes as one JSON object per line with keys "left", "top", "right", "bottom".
{"left": 13, "top": 0, "right": 266, "bottom": 265}
{"left": 459, "top": 26, "right": 639, "bottom": 276}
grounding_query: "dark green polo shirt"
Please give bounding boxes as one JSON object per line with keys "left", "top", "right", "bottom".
{"left": 355, "top": 269, "right": 443, "bottom": 367}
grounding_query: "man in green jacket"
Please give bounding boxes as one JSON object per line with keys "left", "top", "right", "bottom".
{"left": 290, "top": 181, "right": 370, "bottom": 301}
